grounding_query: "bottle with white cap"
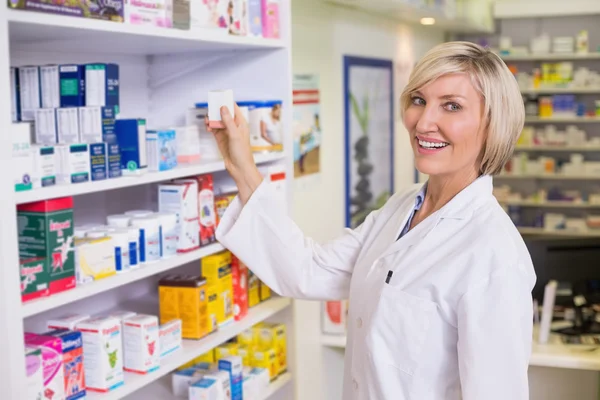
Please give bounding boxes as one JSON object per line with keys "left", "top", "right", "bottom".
{"left": 155, "top": 212, "right": 178, "bottom": 258}
{"left": 107, "top": 214, "right": 131, "bottom": 229}
{"left": 130, "top": 215, "right": 161, "bottom": 263}
{"left": 124, "top": 210, "right": 153, "bottom": 218}
{"left": 110, "top": 229, "right": 131, "bottom": 273}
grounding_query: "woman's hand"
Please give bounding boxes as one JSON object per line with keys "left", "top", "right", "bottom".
{"left": 206, "top": 104, "right": 263, "bottom": 205}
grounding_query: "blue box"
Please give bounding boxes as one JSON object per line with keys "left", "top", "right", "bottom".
{"left": 146, "top": 129, "right": 177, "bottom": 172}
{"left": 218, "top": 356, "right": 243, "bottom": 400}
{"left": 42, "top": 330, "right": 86, "bottom": 400}
{"left": 115, "top": 119, "right": 147, "bottom": 175}
{"left": 106, "top": 142, "right": 122, "bottom": 179}
{"left": 59, "top": 64, "right": 86, "bottom": 108}
{"left": 89, "top": 143, "right": 108, "bottom": 181}
{"left": 85, "top": 63, "right": 119, "bottom": 113}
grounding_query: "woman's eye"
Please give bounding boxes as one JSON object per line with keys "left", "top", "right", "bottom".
{"left": 411, "top": 96, "right": 425, "bottom": 106}
{"left": 444, "top": 102, "right": 462, "bottom": 112}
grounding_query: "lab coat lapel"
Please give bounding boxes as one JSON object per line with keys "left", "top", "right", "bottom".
{"left": 380, "top": 175, "right": 494, "bottom": 259}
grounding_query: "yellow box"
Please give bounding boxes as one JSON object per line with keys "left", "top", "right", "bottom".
{"left": 237, "top": 328, "right": 255, "bottom": 348}
{"left": 252, "top": 348, "right": 278, "bottom": 381}
{"left": 237, "top": 345, "right": 252, "bottom": 366}
{"left": 206, "top": 281, "right": 219, "bottom": 333}
{"left": 159, "top": 275, "right": 209, "bottom": 340}
{"left": 74, "top": 236, "right": 117, "bottom": 282}
{"left": 259, "top": 280, "right": 271, "bottom": 302}
{"left": 254, "top": 323, "right": 287, "bottom": 374}
{"left": 201, "top": 251, "right": 234, "bottom": 327}
{"left": 248, "top": 271, "right": 260, "bottom": 308}
{"left": 215, "top": 343, "right": 238, "bottom": 361}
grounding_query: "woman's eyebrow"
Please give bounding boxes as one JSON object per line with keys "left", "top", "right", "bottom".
{"left": 439, "top": 94, "right": 466, "bottom": 100}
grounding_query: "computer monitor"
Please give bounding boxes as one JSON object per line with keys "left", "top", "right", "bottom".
{"left": 524, "top": 236, "right": 600, "bottom": 304}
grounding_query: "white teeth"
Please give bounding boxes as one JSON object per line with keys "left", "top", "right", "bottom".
{"left": 418, "top": 139, "right": 448, "bottom": 148}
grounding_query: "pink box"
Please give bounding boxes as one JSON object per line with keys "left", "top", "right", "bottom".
{"left": 261, "top": 0, "right": 280, "bottom": 39}
{"left": 125, "top": 0, "right": 173, "bottom": 27}
{"left": 24, "top": 333, "right": 66, "bottom": 400}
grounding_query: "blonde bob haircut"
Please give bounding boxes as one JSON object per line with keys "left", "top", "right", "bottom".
{"left": 400, "top": 41, "right": 525, "bottom": 176}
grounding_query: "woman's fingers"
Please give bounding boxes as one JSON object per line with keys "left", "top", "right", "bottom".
{"left": 220, "top": 106, "right": 238, "bottom": 135}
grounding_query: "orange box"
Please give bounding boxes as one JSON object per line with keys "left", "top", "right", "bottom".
{"left": 159, "top": 275, "right": 209, "bottom": 340}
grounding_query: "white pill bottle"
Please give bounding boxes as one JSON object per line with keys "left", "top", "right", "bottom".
{"left": 156, "top": 212, "right": 178, "bottom": 258}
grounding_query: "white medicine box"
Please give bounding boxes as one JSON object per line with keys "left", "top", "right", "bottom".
{"left": 31, "top": 145, "right": 57, "bottom": 189}
{"left": 12, "top": 122, "right": 33, "bottom": 192}
{"left": 40, "top": 65, "right": 60, "bottom": 109}
{"left": 18, "top": 66, "right": 41, "bottom": 122}
{"left": 34, "top": 108, "right": 57, "bottom": 145}
{"left": 122, "top": 314, "right": 160, "bottom": 374}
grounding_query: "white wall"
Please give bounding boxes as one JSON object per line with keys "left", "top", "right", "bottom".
{"left": 290, "top": 2, "right": 444, "bottom": 398}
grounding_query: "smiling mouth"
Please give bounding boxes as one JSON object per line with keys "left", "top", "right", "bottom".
{"left": 417, "top": 138, "right": 450, "bottom": 149}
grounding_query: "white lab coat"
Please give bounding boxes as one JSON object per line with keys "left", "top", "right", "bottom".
{"left": 216, "top": 174, "right": 536, "bottom": 400}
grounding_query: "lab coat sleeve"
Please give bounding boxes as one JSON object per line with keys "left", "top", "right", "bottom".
{"left": 456, "top": 266, "right": 533, "bottom": 400}
{"left": 216, "top": 179, "right": 379, "bottom": 300}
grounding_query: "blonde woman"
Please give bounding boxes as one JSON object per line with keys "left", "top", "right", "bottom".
{"left": 208, "top": 41, "right": 536, "bottom": 400}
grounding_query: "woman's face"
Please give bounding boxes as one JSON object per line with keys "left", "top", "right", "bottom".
{"left": 403, "top": 73, "right": 486, "bottom": 179}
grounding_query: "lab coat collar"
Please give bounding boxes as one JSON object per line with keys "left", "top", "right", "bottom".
{"left": 381, "top": 175, "right": 494, "bottom": 258}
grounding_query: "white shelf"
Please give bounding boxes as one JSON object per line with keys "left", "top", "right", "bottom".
{"left": 321, "top": 334, "right": 347, "bottom": 349}
{"left": 15, "top": 153, "right": 284, "bottom": 205}
{"left": 500, "top": 53, "right": 600, "bottom": 61}
{"left": 518, "top": 227, "right": 600, "bottom": 237}
{"left": 87, "top": 297, "right": 292, "bottom": 400}
{"left": 7, "top": 9, "right": 284, "bottom": 55}
{"left": 496, "top": 174, "right": 600, "bottom": 180}
{"left": 494, "top": 0, "right": 600, "bottom": 19}
{"left": 514, "top": 146, "right": 600, "bottom": 152}
{"left": 21, "top": 242, "right": 225, "bottom": 318}
{"left": 525, "top": 116, "right": 600, "bottom": 124}
{"left": 500, "top": 200, "right": 600, "bottom": 209}
{"left": 126, "top": 372, "right": 292, "bottom": 400}
{"left": 521, "top": 88, "right": 600, "bottom": 94}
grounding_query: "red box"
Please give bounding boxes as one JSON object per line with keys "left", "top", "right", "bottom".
{"left": 231, "top": 255, "right": 249, "bottom": 321}
{"left": 174, "top": 174, "right": 217, "bottom": 247}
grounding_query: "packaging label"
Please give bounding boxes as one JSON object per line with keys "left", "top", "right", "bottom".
{"left": 60, "top": 65, "right": 85, "bottom": 107}
{"left": 20, "top": 258, "right": 49, "bottom": 302}
{"left": 57, "top": 108, "right": 80, "bottom": 144}
{"left": 40, "top": 65, "right": 60, "bottom": 109}
{"left": 32, "top": 146, "right": 57, "bottom": 188}
{"left": 107, "top": 143, "right": 122, "bottom": 179}
{"left": 89, "top": 143, "right": 108, "bottom": 181}
{"left": 19, "top": 66, "right": 41, "bottom": 121}
{"left": 35, "top": 108, "right": 57, "bottom": 145}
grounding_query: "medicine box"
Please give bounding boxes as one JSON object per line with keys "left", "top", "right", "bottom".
{"left": 158, "top": 275, "right": 210, "bottom": 339}
{"left": 218, "top": 356, "right": 243, "bottom": 400}
{"left": 122, "top": 314, "right": 160, "bottom": 374}
{"left": 75, "top": 316, "right": 124, "bottom": 392}
{"left": 11, "top": 67, "right": 21, "bottom": 122}
{"left": 125, "top": 0, "right": 173, "bottom": 27}
{"left": 24, "top": 333, "right": 66, "bottom": 400}
{"left": 43, "top": 329, "right": 86, "bottom": 400}
{"left": 248, "top": 270, "right": 260, "bottom": 308}
{"left": 255, "top": 322, "right": 286, "bottom": 375}
{"left": 8, "top": 0, "right": 125, "bottom": 21}
{"left": 242, "top": 373, "right": 256, "bottom": 400}
{"left": 47, "top": 314, "right": 91, "bottom": 331}
{"left": 248, "top": 0, "right": 262, "bottom": 36}
{"left": 59, "top": 65, "right": 86, "bottom": 107}
{"left": 201, "top": 251, "right": 234, "bottom": 327}
{"left": 25, "top": 346, "right": 44, "bottom": 400}
{"left": 231, "top": 255, "right": 249, "bottom": 321}
{"left": 215, "top": 342, "right": 238, "bottom": 361}
{"left": 202, "top": 370, "right": 232, "bottom": 399}
{"left": 17, "top": 197, "right": 76, "bottom": 295}
{"left": 115, "top": 118, "right": 148, "bottom": 175}
{"left": 20, "top": 257, "right": 49, "bottom": 303}
{"left": 173, "top": 0, "right": 190, "bottom": 29}
{"left": 171, "top": 368, "right": 207, "bottom": 397}
{"left": 146, "top": 129, "right": 177, "bottom": 172}
{"left": 249, "top": 367, "right": 269, "bottom": 393}
{"left": 34, "top": 108, "right": 58, "bottom": 144}
{"left": 31, "top": 145, "right": 57, "bottom": 189}
{"left": 237, "top": 329, "right": 255, "bottom": 348}
{"left": 229, "top": 0, "right": 248, "bottom": 36}
{"left": 18, "top": 66, "right": 41, "bottom": 121}
{"left": 40, "top": 65, "right": 60, "bottom": 109}
{"left": 106, "top": 142, "right": 122, "bottom": 179}
{"left": 260, "top": 280, "right": 271, "bottom": 301}
{"left": 158, "top": 181, "right": 200, "bottom": 252}
{"left": 89, "top": 142, "right": 108, "bottom": 181}
{"left": 175, "top": 174, "right": 217, "bottom": 246}
{"left": 322, "top": 300, "right": 348, "bottom": 335}
{"left": 251, "top": 348, "right": 278, "bottom": 381}
{"left": 159, "top": 319, "right": 182, "bottom": 358}
{"left": 85, "top": 63, "right": 120, "bottom": 112}
{"left": 108, "top": 311, "right": 137, "bottom": 327}
{"left": 237, "top": 345, "right": 251, "bottom": 366}
{"left": 261, "top": 0, "right": 279, "bottom": 38}
{"left": 206, "top": 280, "right": 219, "bottom": 333}
{"left": 189, "top": 0, "right": 228, "bottom": 31}
{"left": 74, "top": 235, "right": 116, "bottom": 285}
{"left": 175, "top": 125, "right": 201, "bottom": 164}
{"left": 56, "top": 143, "right": 91, "bottom": 184}
{"left": 12, "top": 122, "right": 34, "bottom": 192}
{"left": 189, "top": 378, "right": 220, "bottom": 400}
{"left": 56, "top": 107, "right": 80, "bottom": 144}
{"left": 79, "top": 106, "right": 116, "bottom": 144}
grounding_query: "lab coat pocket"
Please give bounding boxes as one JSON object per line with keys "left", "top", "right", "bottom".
{"left": 367, "top": 286, "right": 437, "bottom": 377}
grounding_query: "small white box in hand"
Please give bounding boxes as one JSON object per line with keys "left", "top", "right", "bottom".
{"left": 208, "top": 90, "right": 234, "bottom": 129}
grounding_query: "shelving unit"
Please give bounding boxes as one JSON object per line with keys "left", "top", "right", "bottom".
{"left": 520, "top": 88, "right": 600, "bottom": 94}
{"left": 525, "top": 116, "right": 600, "bottom": 123}
{"left": 499, "top": 200, "right": 600, "bottom": 209}
{"left": 0, "top": 3, "right": 295, "bottom": 399}
{"left": 517, "top": 227, "right": 600, "bottom": 237}
{"left": 500, "top": 53, "right": 600, "bottom": 61}
{"left": 514, "top": 145, "right": 600, "bottom": 152}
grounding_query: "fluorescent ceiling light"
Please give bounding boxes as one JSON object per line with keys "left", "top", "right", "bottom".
{"left": 420, "top": 17, "right": 436, "bottom": 25}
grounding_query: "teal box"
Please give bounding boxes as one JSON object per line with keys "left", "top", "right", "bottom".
{"left": 115, "top": 119, "right": 147, "bottom": 175}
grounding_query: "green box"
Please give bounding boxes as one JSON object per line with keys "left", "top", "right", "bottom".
{"left": 17, "top": 197, "right": 75, "bottom": 295}
{"left": 20, "top": 257, "right": 49, "bottom": 303}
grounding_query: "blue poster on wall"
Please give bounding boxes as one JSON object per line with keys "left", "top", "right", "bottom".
{"left": 344, "top": 56, "right": 395, "bottom": 229}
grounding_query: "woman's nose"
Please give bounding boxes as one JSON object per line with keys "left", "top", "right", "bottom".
{"left": 415, "top": 106, "right": 439, "bottom": 133}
